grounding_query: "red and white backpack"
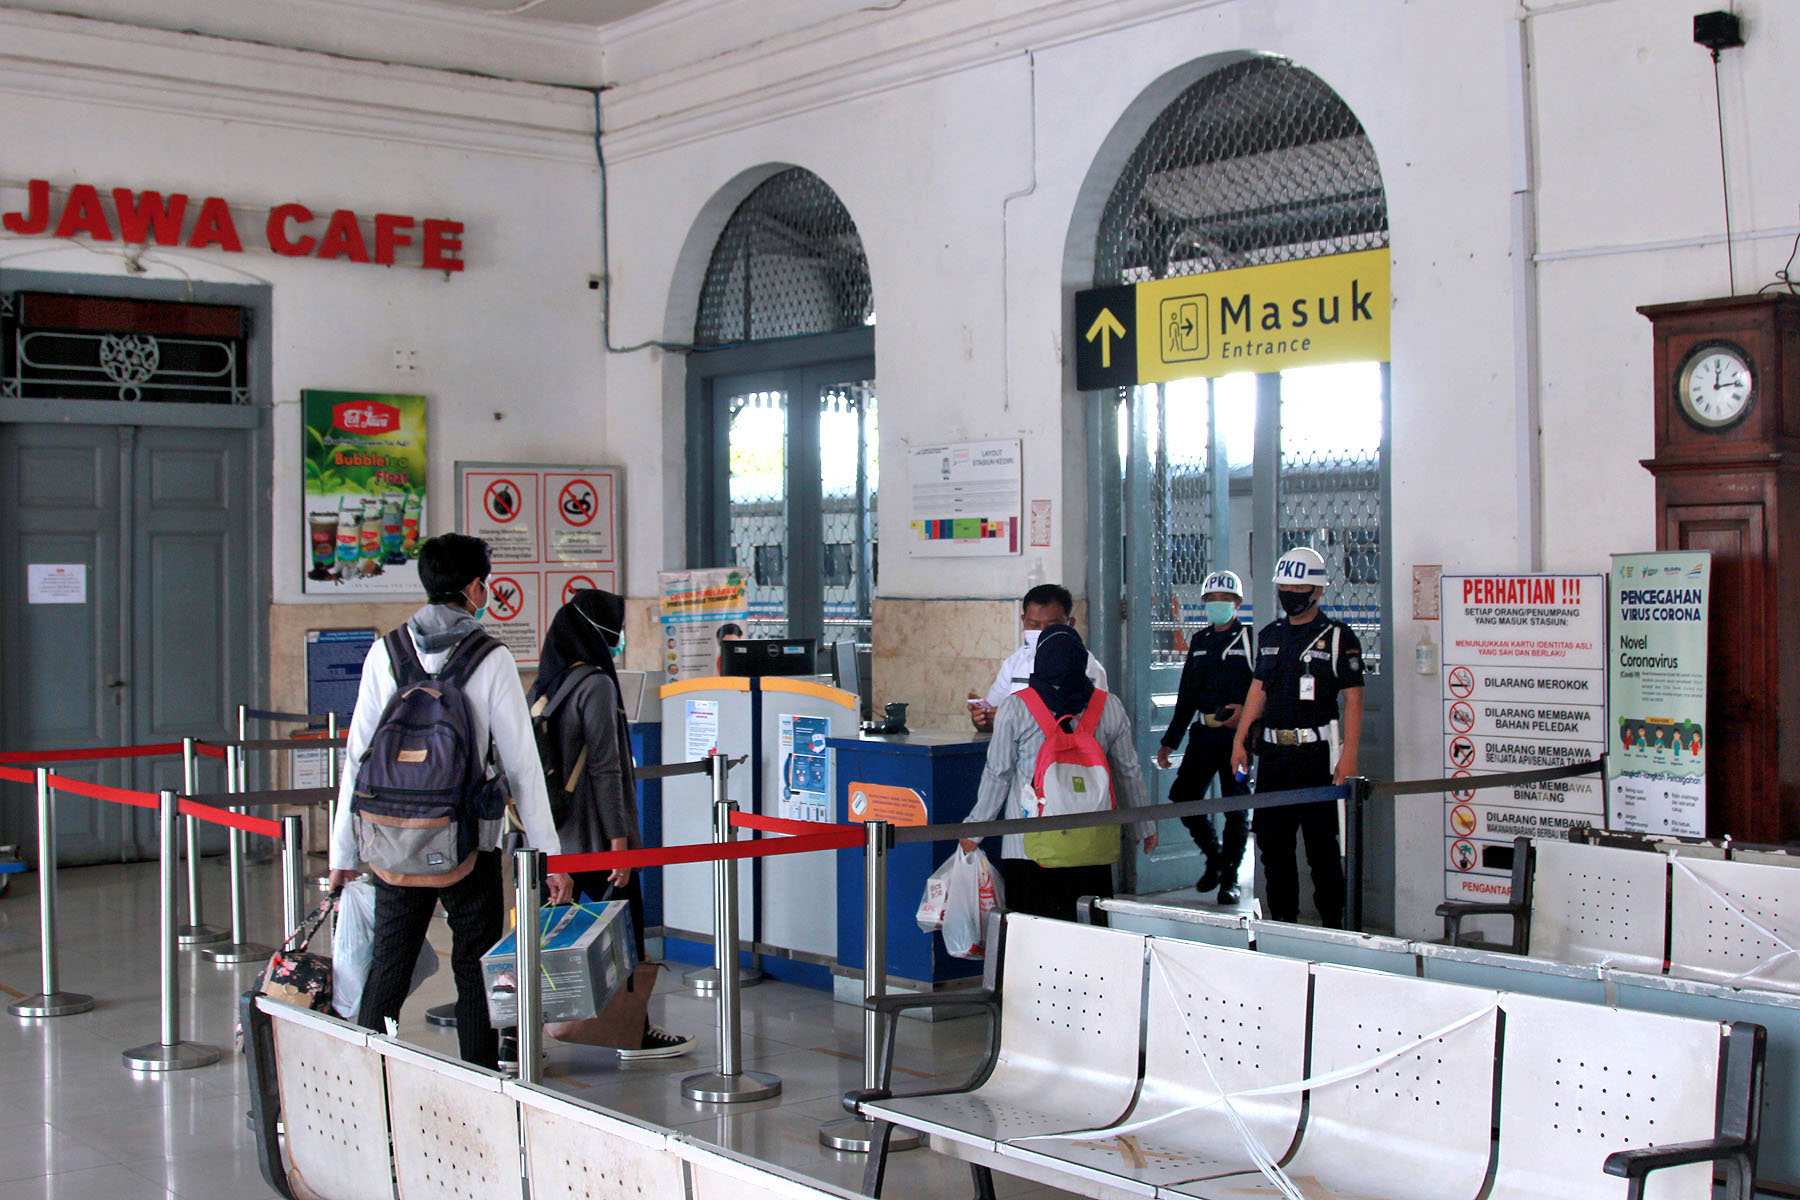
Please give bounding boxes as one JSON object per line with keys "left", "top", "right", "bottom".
{"left": 1017, "top": 689, "right": 1120, "bottom": 868}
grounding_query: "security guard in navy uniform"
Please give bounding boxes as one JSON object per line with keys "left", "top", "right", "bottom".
{"left": 1230, "top": 547, "right": 1364, "bottom": 928}
{"left": 1155, "top": 570, "right": 1253, "bottom": 905}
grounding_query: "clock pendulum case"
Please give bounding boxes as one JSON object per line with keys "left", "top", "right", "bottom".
{"left": 1639, "top": 294, "right": 1800, "bottom": 840}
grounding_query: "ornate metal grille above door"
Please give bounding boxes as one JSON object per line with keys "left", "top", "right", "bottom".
{"left": 2, "top": 292, "right": 250, "bottom": 405}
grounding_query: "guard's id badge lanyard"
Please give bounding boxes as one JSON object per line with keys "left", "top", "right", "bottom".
{"left": 1291, "top": 626, "right": 1333, "bottom": 703}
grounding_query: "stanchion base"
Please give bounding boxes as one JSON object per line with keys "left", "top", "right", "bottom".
{"left": 425, "top": 1003, "right": 458, "bottom": 1028}
{"left": 818, "top": 1115, "right": 924, "bottom": 1154}
{"left": 9, "top": 991, "right": 95, "bottom": 1018}
{"left": 198, "top": 942, "right": 272, "bottom": 964}
{"left": 683, "top": 966, "right": 764, "bottom": 994}
{"left": 122, "top": 1040, "right": 220, "bottom": 1072}
{"left": 681, "top": 1069, "right": 782, "bottom": 1104}
{"left": 177, "top": 924, "right": 228, "bottom": 946}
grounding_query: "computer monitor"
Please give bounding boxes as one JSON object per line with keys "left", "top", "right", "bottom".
{"left": 720, "top": 637, "right": 818, "bottom": 677}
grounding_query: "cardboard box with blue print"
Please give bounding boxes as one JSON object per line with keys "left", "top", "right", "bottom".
{"left": 481, "top": 900, "right": 638, "bottom": 1025}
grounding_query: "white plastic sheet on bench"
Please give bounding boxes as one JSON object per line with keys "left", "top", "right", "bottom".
{"left": 1668, "top": 855, "right": 1800, "bottom": 990}
{"left": 509, "top": 1080, "right": 684, "bottom": 1200}
{"left": 1485, "top": 992, "right": 1723, "bottom": 1200}
{"left": 1530, "top": 840, "right": 1667, "bottom": 973}
{"left": 1167, "top": 966, "right": 1500, "bottom": 1200}
{"left": 864, "top": 915, "right": 1146, "bottom": 1150}
{"left": 1000, "top": 939, "right": 1310, "bottom": 1194}
{"left": 380, "top": 1039, "right": 523, "bottom": 1200}
{"left": 261, "top": 999, "right": 397, "bottom": 1200}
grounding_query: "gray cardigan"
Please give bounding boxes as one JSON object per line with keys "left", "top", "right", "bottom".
{"left": 548, "top": 671, "right": 643, "bottom": 856}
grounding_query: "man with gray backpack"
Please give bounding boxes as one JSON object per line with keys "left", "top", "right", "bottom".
{"left": 328, "top": 533, "right": 573, "bottom": 1070}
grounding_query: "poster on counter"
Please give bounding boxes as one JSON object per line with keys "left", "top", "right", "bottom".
{"left": 1440, "top": 574, "right": 1607, "bottom": 905}
{"left": 302, "top": 391, "right": 427, "bottom": 595}
{"left": 660, "top": 569, "right": 749, "bottom": 682}
{"left": 907, "top": 440, "right": 1022, "bottom": 556}
{"left": 685, "top": 699, "right": 720, "bottom": 760}
{"left": 1607, "top": 551, "right": 1710, "bottom": 836}
{"left": 777, "top": 713, "right": 832, "bottom": 823}
{"left": 456, "top": 463, "right": 622, "bottom": 667}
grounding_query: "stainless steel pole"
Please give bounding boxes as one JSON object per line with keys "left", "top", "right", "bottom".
{"left": 178, "top": 736, "right": 225, "bottom": 945}
{"left": 9, "top": 768, "right": 93, "bottom": 1018}
{"left": 513, "top": 847, "right": 543, "bottom": 1085}
{"left": 200, "top": 744, "right": 270, "bottom": 964}
{"left": 820, "top": 821, "right": 919, "bottom": 1151}
{"left": 683, "top": 755, "right": 779, "bottom": 1103}
{"left": 123, "top": 790, "right": 220, "bottom": 1071}
{"left": 280, "top": 815, "right": 304, "bottom": 937}
{"left": 684, "top": 750, "right": 762, "bottom": 995}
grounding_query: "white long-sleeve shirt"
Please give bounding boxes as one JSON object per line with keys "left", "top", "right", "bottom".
{"left": 983, "top": 642, "right": 1108, "bottom": 707}
{"left": 329, "top": 630, "right": 561, "bottom": 871}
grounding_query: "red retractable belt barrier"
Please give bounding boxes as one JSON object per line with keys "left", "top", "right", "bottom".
{"left": 194, "top": 743, "right": 228, "bottom": 760}
{"left": 45, "top": 773, "right": 159, "bottom": 810}
{"left": 549, "top": 826, "right": 862, "bottom": 874}
{"left": 0, "top": 742, "right": 187, "bottom": 764}
{"left": 0, "top": 766, "right": 33, "bottom": 785}
{"left": 729, "top": 811, "right": 857, "bottom": 837}
{"left": 176, "top": 798, "right": 282, "bottom": 839}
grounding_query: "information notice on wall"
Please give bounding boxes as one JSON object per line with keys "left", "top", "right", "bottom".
{"left": 455, "top": 462, "right": 622, "bottom": 668}
{"left": 1439, "top": 574, "right": 1607, "bottom": 905}
{"left": 906, "top": 440, "right": 1022, "bottom": 557}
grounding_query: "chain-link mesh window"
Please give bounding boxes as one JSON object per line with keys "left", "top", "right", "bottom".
{"left": 1096, "top": 55, "right": 1387, "bottom": 669}
{"left": 695, "top": 169, "right": 874, "bottom": 346}
{"left": 727, "top": 388, "right": 790, "bottom": 638}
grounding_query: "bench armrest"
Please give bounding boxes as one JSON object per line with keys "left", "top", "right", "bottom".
{"left": 865, "top": 989, "right": 997, "bottom": 1016}
{"left": 1605, "top": 1137, "right": 1755, "bottom": 1200}
{"left": 845, "top": 990, "right": 1002, "bottom": 1115}
{"left": 1435, "top": 899, "right": 1524, "bottom": 949}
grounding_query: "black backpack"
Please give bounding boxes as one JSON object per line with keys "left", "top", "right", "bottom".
{"left": 350, "top": 628, "right": 505, "bottom": 886}
{"left": 530, "top": 663, "right": 599, "bottom": 829}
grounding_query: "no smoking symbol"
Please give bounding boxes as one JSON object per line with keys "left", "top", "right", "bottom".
{"left": 559, "top": 480, "right": 598, "bottom": 527}
{"left": 1448, "top": 701, "right": 1475, "bottom": 733}
{"left": 1447, "top": 666, "right": 1474, "bottom": 698}
{"left": 483, "top": 479, "right": 521, "bottom": 524}
{"left": 1449, "top": 737, "right": 1475, "bottom": 768}
{"left": 561, "top": 575, "right": 598, "bottom": 604}
{"left": 487, "top": 576, "right": 523, "bottom": 622}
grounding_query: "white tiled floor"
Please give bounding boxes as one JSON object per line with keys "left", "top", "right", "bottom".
{"left": 0, "top": 859, "right": 1081, "bottom": 1199}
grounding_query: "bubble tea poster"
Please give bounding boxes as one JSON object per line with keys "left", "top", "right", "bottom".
{"left": 302, "top": 390, "right": 427, "bottom": 595}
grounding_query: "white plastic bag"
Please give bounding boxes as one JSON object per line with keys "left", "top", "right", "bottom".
{"left": 916, "top": 857, "right": 952, "bottom": 934}
{"left": 331, "top": 877, "right": 441, "bottom": 1019}
{"left": 941, "top": 848, "right": 1003, "bottom": 960}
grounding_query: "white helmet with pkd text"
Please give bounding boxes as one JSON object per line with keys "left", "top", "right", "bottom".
{"left": 1200, "top": 570, "right": 1244, "bottom": 599}
{"left": 1273, "top": 547, "right": 1329, "bottom": 589}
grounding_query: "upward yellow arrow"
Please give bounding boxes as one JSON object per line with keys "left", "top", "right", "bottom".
{"left": 1085, "top": 307, "right": 1127, "bottom": 369}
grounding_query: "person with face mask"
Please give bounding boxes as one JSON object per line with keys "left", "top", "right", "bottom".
{"left": 1155, "top": 571, "right": 1254, "bottom": 905}
{"left": 967, "top": 583, "right": 1108, "bottom": 733}
{"left": 530, "top": 589, "right": 696, "bottom": 1060}
{"left": 1228, "top": 547, "right": 1364, "bottom": 929}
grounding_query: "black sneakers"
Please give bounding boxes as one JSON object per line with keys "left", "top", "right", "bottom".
{"left": 1195, "top": 863, "right": 1221, "bottom": 894}
{"left": 617, "top": 1023, "right": 697, "bottom": 1061}
{"left": 1218, "top": 882, "right": 1243, "bottom": 906}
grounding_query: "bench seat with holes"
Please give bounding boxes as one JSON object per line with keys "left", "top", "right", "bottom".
{"left": 854, "top": 913, "right": 1766, "bottom": 1200}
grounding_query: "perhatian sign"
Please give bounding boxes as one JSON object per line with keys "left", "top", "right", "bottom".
{"left": 1440, "top": 574, "right": 1606, "bottom": 905}
{"left": 1074, "top": 249, "right": 1390, "bottom": 390}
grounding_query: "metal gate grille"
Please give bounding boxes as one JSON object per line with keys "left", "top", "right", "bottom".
{"left": 695, "top": 169, "right": 874, "bottom": 347}
{"left": 727, "top": 387, "right": 789, "bottom": 638}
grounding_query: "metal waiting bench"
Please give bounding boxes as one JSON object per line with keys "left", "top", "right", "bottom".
{"left": 240, "top": 993, "right": 858, "bottom": 1200}
{"left": 855, "top": 913, "right": 1763, "bottom": 1200}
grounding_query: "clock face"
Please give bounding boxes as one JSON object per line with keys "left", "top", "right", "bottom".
{"left": 1676, "top": 341, "right": 1755, "bottom": 430}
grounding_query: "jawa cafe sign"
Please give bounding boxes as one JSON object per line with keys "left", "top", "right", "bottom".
{"left": 1, "top": 177, "right": 465, "bottom": 271}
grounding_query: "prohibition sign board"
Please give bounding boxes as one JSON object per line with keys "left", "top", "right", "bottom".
{"left": 1448, "top": 736, "right": 1476, "bottom": 769}
{"left": 1449, "top": 771, "right": 1476, "bottom": 802}
{"left": 1447, "top": 666, "right": 1475, "bottom": 698}
{"left": 484, "top": 478, "right": 522, "bottom": 524}
{"left": 487, "top": 575, "right": 524, "bottom": 622}
{"left": 1450, "top": 839, "right": 1478, "bottom": 872}
{"left": 561, "top": 573, "right": 599, "bottom": 604}
{"left": 1447, "top": 701, "right": 1476, "bottom": 734}
{"left": 1449, "top": 804, "right": 1478, "bottom": 837}
{"left": 558, "top": 479, "right": 598, "bottom": 527}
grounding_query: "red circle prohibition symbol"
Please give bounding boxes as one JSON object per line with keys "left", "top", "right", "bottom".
{"left": 561, "top": 574, "right": 598, "bottom": 604}
{"left": 1449, "top": 736, "right": 1476, "bottom": 768}
{"left": 1450, "top": 805, "right": 1478, "bottom": 837}
{"left": 559, "top": 480, "right": 598, "bottom": 527}
{"left": 1450, "top": 769, "right": 1476, "bottom": 803}
{"left": 1450, "top": 838, "right": 1478, "bottom": 872}
{"left": 1447, "top": 701, "right": 1476, "bottom": 733}
{"left": 483, "top": 479, "right": 520, "bottom": 524}
{"left": 1447, "top": 666, "right": 1475, "bottom": 698}
{"left": 486, "top": 575, "right": 523, "bottom": 621}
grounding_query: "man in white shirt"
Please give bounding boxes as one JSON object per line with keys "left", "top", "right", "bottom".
{"left": 967, "top": 583, "right": 1108, "bottom": 733}
{"left": 328, "top": 533, "right": 572, "bottom": 1070}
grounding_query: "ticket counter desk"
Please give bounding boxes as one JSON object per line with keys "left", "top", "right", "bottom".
{"left": 831, "top": 731, "right": 990, "bottom": 1004}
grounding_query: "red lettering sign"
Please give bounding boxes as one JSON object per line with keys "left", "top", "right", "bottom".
{"left": 334, "top": 401, "right": 399, "bottom": 434}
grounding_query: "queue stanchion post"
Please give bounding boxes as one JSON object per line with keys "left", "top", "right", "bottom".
{"left": 513, "top": 847, "right": 544, "bottom": 1085}
{"left": 683, "top": 754, "right": 780, "bottom": 1104}
{"left": 280, "top": 815, "right": 304, "bottom": 937}
{"left": 819, "top": 819, "right": 920, "bottom": 1152}
{"left": 683, "top": 752, "right": 763, "bottom": 995}
{"left": 200, "top": 744, "right": 271, "bottom": 964}
{"left": 10, "top": 768, "right": 94, "bottom": 1019}
{"left": 123, "top": 789, "right": 220, "bottom": 1071}
{"left": 1344, "top": 776, "right": 1368, "bottom": 934}
{"left": 178, "top": 737, "right": 226, "bottom": 946}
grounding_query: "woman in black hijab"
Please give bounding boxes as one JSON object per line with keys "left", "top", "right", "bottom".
{"left": 960, "top": 624, "right": 1155, "bottom": 922}
{"left": 532, "top": 590, "right": 694, "bottom": 1059}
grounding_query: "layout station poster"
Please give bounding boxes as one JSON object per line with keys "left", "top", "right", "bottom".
{"left": 456, "top": 462, "right": 622, "bottom": 668}
{"left": 1607, "top": 551, "right": 1710, "bottom": 835}
{"left": 1439, "top": 574, "right": 1606, "bottom": 905}
{"left": 906, "top": 440, "right": 1022, "bottom": 556}
{"left": 302, "top": 391, "right": 427, "bottom": 595}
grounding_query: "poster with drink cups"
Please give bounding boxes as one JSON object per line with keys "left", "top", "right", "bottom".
{"left": 302, "top": 390, "right": 427, "bottom": 595}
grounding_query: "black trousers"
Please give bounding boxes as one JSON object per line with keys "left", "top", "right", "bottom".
{"left": 1170, "top": 727, "right": 1250, "bottom": 872}
{"left": 358, "top": 850, "right": 503, "bottom": 1070}
{"left": 1253, "top": 742, "right": 1345, "bottom": 928}
{"left": 1001, "top": 858, "right": 1113, "bottom": 924}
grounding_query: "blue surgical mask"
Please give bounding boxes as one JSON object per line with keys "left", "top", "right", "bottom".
{"left": 1205, "top": 600, "right": 1237, "bottom": 626}
{"left": 608, "top": 633, "right": 625, "bottom": 660}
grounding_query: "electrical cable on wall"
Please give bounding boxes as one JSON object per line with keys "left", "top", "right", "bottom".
{"left": 1694, "top": 9, "right": 1745, "bottom": 294}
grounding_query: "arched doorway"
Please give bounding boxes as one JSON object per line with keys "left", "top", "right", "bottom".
{"left": 1083, "top": 55, "right": 1393, "bottom": 916}
{"left": 684, "top": 168, "right": 877, "bottom": 650}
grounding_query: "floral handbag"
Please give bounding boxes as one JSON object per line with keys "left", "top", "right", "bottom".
{"left": 254, "top": 889, "right": 339, "bottom": 1013}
